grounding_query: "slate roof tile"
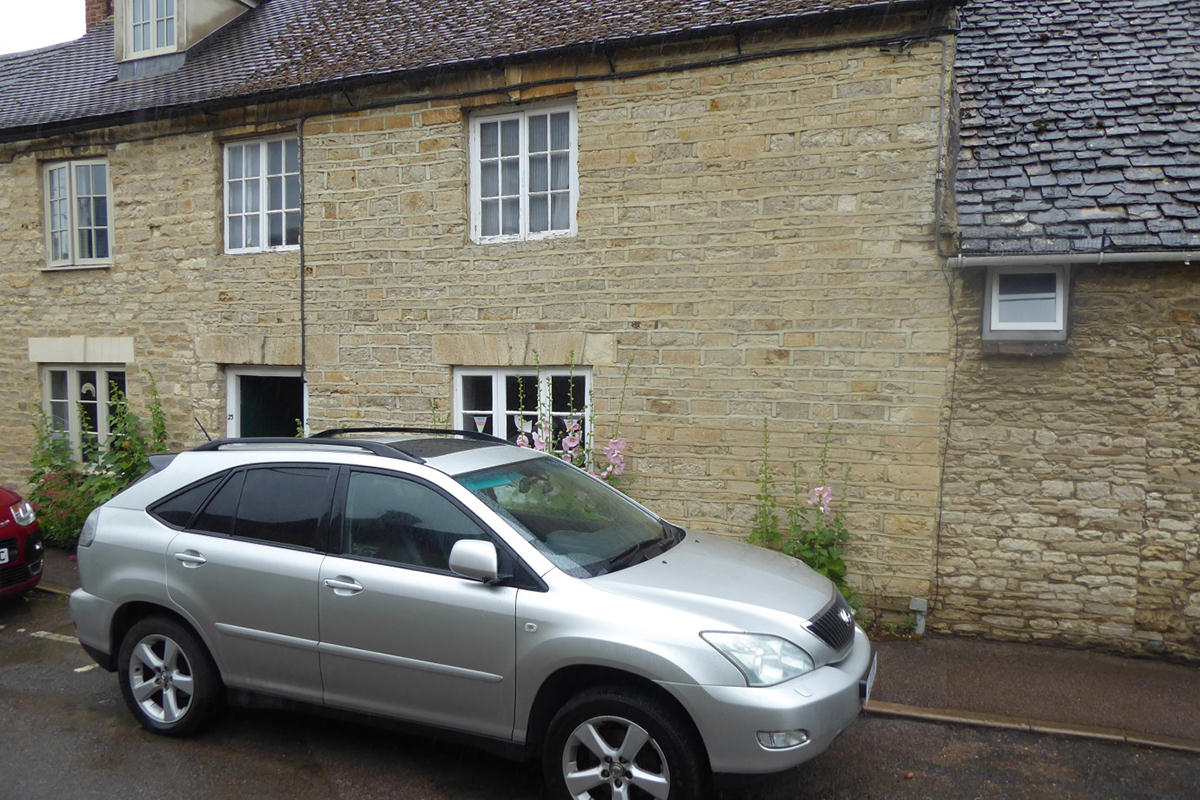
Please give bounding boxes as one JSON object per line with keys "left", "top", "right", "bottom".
{"left": 0, "top": 0, "right": 949, "bottom": 138}
{"left": 955, "top": 0, "right": 1200, "bottom": 255}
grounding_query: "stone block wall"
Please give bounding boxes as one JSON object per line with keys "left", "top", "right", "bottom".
{"left": 0, "top": 118, "right": 306, "bottom": 482}
{"left": 939, "top": 263, "right": 1200, "bottom": 657}
{"left": 0, "top": 16, "right": 954, "bottom": 614}
{"left": 301, "top": 22, "right": 955, "bottom": 606}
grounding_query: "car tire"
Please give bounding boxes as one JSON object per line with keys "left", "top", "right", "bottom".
{"left": 543, "top": 686, "right": 709, "bottom": 800}
{"left": 117, "top": 615, "right": 222, "bottom": 737}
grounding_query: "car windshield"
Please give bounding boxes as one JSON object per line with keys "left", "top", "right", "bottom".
{"left": 458, "top": 456, "right": 682, "bottom": 577}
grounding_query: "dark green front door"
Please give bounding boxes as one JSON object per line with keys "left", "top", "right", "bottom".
{"left": 239, "top": 375, "right": 303, "bottom": 437}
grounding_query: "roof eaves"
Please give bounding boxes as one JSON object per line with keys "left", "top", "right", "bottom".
{"left": 0, "top": 0, "right": 963, "bottom": 142}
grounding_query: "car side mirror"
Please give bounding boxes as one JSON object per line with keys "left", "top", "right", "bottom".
{"left": 449, "top": 539, "right": 499, "bottom": 583}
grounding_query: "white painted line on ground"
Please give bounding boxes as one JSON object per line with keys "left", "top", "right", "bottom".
{"left": 31, "top": 630, "right": 78, "bottom": 644}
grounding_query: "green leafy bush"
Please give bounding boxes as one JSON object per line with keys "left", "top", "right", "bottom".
{"left": 749, "top": 420, "right": 859, "bottom": 610}
{"left": 749, "top": 418, "right": 780, "bottom": 548}
{"left": 28, "top": 379, "right": 166, "bottom": 548}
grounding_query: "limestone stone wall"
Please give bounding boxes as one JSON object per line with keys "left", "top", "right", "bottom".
{"left": 301, "top": 23, "right": 955, "bottom": 606}
{"left": 939, "top": 263, "right": 1200, "bottom": 658}
{"left": 0, "top": 119, "right": 306, "bottom": 483}
{"left": 0, "top": 16, "right": 954, "bottom": 613}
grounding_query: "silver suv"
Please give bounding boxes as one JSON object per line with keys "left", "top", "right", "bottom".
{"left": 70, "top": 429, "right": 875, "bottom": 799}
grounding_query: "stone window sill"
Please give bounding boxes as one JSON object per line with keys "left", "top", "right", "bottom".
{"left": 40, "top": 264, "right": 112, "bottom": 273}
{"left": 981, "top": 341, "right": 1071, "bottom": 357}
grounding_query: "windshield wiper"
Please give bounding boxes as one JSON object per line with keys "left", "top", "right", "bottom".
{"left": 604, "top": 523, "right": 683, "bottom": 573}
{"left": 604, "top": 537, "right": 666, "bottom": 573}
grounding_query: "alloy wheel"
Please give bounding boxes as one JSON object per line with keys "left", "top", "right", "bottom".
{"left": 561, "top": 714, "right": 671, "bottom": 799}
{"left": 127, "top": 633, "right": 195, "bottom": 725}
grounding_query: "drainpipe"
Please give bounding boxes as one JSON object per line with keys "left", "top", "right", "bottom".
{"left": 950, "top": 251, "right": 1200, "bottom": 269}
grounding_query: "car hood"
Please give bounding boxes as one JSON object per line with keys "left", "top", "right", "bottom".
{"left": 589, "top": 532, "right": 836, "bottom": 634}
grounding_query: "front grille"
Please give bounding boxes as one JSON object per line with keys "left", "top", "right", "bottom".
{"left": 0, "top": 562, "right": 35, "bottom": 589}
{"left": 806, "top": 591, "right": 856, "bottom": 652}
{"left": 0, "top": 537, "right": 18, "bottom": 573}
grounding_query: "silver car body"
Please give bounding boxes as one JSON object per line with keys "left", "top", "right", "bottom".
{"left": 70, "top": 439, "right": 873, "bottom": 775}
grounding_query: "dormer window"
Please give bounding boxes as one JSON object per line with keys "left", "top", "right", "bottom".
{"left": 131, "top": 0, "right": 177, "bottom": 55}
{"left": 117, "top": 0, "right": 255, "bottom": 68}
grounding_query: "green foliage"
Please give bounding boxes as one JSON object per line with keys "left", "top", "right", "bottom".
{"left": 29, "top": 410, "right": 74, "bottom": 481}
{"left": 748, "top": 418, "right": 780, "bottom": 548}
{"left": 28, "top": 376, "right": 167, "bottom": 548}
{"left": 749, "top": 420, "right": 860, "bottom": 611}
{"left": 782, "top": 428, "right": 856, "bottom": 606}
{"left": 428, "top": 397, "right": 451, "bottom": 428}
{"left": 101, "top": 384, "right": 156, "bottom": 484}
{"left": 146, "top": 372, "right": 168, "bottom": 451}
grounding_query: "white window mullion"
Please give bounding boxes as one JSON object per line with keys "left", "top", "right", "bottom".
{"left": 66, "top": 166, "right": 79, "bottom": 264}
{"left": 492, "top": 373, "right": 505, "bottom": 439}
{"left": 468, "top": 121, "right": 482, "bottom": 241}
{"left": 256, "top": 154, "right": 267, "bottom": 248}
{"left": 519, "top": 120, "right": 530, "bottom": 240}
{"left": 67, "top": 369, "right": 83, "bottom": 462}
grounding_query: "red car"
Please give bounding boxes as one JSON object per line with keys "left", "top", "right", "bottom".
{"left": 0, "top": 486, "right": 43, "bottom": 597}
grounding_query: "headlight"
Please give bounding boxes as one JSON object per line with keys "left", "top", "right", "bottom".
{"left": 702, "top": 632, "right": 815, "bottom": 687}
{"left": 78, "top": 508, "right": 101, "bottom": 548}
{"left": 10, "top": 500, "right": 36, "bottom": 527}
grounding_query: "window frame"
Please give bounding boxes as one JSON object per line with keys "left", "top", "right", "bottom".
{"left": 468, "top": 102, "right": 579, "bottom": 244}
{"left": 42, "top": 158, "right": 114, "bottom": 270}
{"left": 983, "top": 265, "right": 1069, "bottom": 341}
{"left": 223, "top": 136, "right": 301, "bottom": 254}
{"left": 40, "top": 365, "right": 127, "bottom": 463}
{"left": 453, "top": 366, "right": 592, "bottom": 445}
{"left": 129, "top": 0, "right": 179, "bottom": 57}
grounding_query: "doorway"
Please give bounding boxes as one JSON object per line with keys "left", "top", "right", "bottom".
{"left": 226, "top": 367, "right": 305, "bottom": 437}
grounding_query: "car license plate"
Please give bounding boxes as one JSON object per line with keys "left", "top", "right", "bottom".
{"left": 861, "top": 651, "right": 878, "bottom": 706}
{"left": 0, "top": 548, "right": 8, "bottom": 565}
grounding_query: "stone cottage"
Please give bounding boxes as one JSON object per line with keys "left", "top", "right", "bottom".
{"left": 0, "top": 0, "right": 960, "bottom": 620}
{"left": 941, "top": 0, "right": 1200, "bottom": 656}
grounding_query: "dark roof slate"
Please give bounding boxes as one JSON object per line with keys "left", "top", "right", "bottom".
{"left": 954, "top": 0, "right": 1200, "bottom": 254}
{"left": 0, "top": 0, "right": 943, "bottom": 138}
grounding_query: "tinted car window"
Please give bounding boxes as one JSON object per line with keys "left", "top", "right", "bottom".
{"left": 191, "top": 471, "right": 245, "bottom": 536}
{"left": 235, "top": 466, "right": 331, "bottom": 549}
{"left": 150, "top": 473, "right": 225, "bottom": 528}
{"left": 344, "top": 471, "right": 486, "bottom": 571}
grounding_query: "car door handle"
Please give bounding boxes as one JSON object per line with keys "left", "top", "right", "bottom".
{"left": 174, "top": 550, "right": 207, "bottom": 567}
{"left": 323, "top": 577, "right": 364, "bottom": 596}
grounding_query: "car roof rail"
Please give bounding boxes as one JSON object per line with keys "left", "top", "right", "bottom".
{"left": 312, "top": 426, "right": 510, "bottom": 445}
{"left": 191, "top": 437, "right": 422, "bottom": 463}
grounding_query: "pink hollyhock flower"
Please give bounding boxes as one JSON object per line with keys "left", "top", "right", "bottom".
{"left": 808, "top": 485, "right": 833, "bottom": 515}
{"left": 603, "top": 439, "right": 626, "bottom": 475}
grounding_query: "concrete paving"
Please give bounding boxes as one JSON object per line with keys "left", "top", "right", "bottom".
{"left": 870, "top": 632, "right": 1200, "bottom": 753}
{"left": 38, "top": 547, "right": 1200, "bottom": 754}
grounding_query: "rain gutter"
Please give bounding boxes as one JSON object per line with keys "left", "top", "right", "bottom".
{"left": 950, "top": 251, "right": 1200, "bottom": 269}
